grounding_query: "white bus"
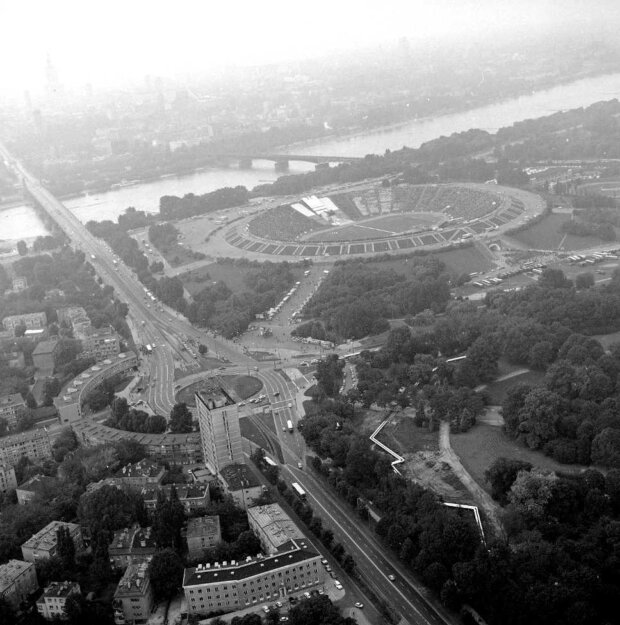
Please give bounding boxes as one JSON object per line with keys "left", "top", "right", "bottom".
{"left": 291, "top": 482, "right": 306, "bottom": 500}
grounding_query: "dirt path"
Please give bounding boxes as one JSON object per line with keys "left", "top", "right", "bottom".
{"left": 439, "top": 421, "right": 504, "bottom": 538}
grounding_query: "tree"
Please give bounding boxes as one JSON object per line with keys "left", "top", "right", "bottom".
{"left": 198, "top": 343, "right": 208, "bottom": 355}
{"left": 77, "top": 485, "right": 139, "bottom": 534}
{"left": 0, "top": 597, "right": 16, "bottom": 625}
{"left": 56, "top": 525, "right": 76, "bottom": 571}
{"left": 152, "top": 487, "right": 185, "bottom": 551}
{"left": 148, "top": 549, "right": 184, "bottom": 601}
{"left": 485, "top": 457, "right": 533, "bottom": 505}
{"left": 507, "top": 468, "right": 557, "bottom": 520}
{"left": 591, "top": 428, "right": 620, "bottom": 468}
{"left": 25, "top": 392, "right": 37, "bottom": 409}
{"left": 575, "top": 272, "right": 595, "bottom": 289}
{"left": 16, "top": 240, "right": 27, "bottom": 256}
{"left": 169, "top": 403, "right": 193, "bottom": 433}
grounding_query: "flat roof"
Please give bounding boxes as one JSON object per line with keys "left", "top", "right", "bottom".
{"left": 247, "top": 504, "right": 304, "bottom": 551}
{"left": 0, "top": 560, "right": 33, "bottom": 592}
{"left": 114, "top": 563, "right": 151, "bottom": 598}
{"left": 183, "top": 543, "right": 319, "bottom": 586}
{"left": 219, "top": 464, "right": 260, "bottom": 491}
{"left": 39, "top": 581, "right": 80, "bottom": 599}
{"left": 22, "top": 521, "right": 79, "bottom": 552}
{"left": 110, "top": 525, "right": 157, "bottom": 553}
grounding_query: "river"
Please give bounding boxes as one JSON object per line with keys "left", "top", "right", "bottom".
{"left": 6, "top": 71, "right": 620, "bottom": 236}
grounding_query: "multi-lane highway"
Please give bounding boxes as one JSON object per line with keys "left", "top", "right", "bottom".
{"left": 1, "top": 145, "right": 453, "bottom": 625}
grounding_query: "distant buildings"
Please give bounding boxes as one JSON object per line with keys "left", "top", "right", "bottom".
{"left": 113, "top": 562, "right": 154, "bottom": 625}
{"left": 247, "top": 504, "right": 305, "bottom": 555}
{"left": 195, "top": 391, "right": 243, "bottom": 475}
{"left": 0, "top": 463, "right": 17, "bottom": 494}
{"left": 32, "top": 340, "right": 60, "bottom": 377}
{"left": 2, "top": 312, "right": 47, "bottom": 334}
{"left": 16, "top": 475, "right": 59, "bottom": 505}
{"left": 0, "top": 429, "right": 52, "bottom": 467}
{"left": 109, "top": 525, "right": 157, "bottom": 570}
{"left": 186, "top": 516, "right": 221, "bottom": 559}
{"left": 219, "top": 463, "right": 262, "bottom": 510}
{"left": 36, "top": 581, "right": 81, "bottom": 620}
{"left": 183, "top": 541, "right": 324, "bottom": 616}
{"left": 21, "top": 521, "right": 83, "bottom": 563}
{"left": 0, "top": 559, "right": 38, "bottom": 608}
{"left": 0, "top": 394, "right": 27, "bottom": 428}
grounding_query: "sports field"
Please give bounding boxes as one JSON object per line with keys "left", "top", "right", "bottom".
{"left": 305, "top": 212, "right": 442, "bottom": 242}
{"left": 510, "top": 213, "right": 607, "bottom": 250}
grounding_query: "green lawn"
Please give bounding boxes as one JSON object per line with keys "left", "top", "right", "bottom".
{"left": 511, "top": 213, "right": 607, "bottom": 251}
{"left": 382, "top": 417, "right": 439, "bottom": 454}
{"left": 220, "top": 375, "right": 263, "bottom": 400}
{"left": 484, "top": 370, "right": 545, "bottom": 404}
{"left": 176, "top": 374, "right": 262, "bottom": 406}
{"left": 451, "top": 424, "right": 586, "bottom": 496}
{"left": 356, "top": 244, "right": 493, "bottom": 278}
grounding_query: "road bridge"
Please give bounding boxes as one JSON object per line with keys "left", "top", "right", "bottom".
{"left": 212, "top": 152, "right": 362, "bottom": 171}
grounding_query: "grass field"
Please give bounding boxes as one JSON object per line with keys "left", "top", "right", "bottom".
{"left": 355, "top": 245, "right": 493, "bottom": 277}
{"left": 593, "top": 330, "right": 620, "bottom": 350}
{"left": 484, "top": 370, "right": 545, "bottom": 404}
{"left": 511, "top": 213, "right": 606, "bottom": 251}
{"left": 383, "top": 418, "right": 439, "bottom": 454}
{"left": 305, "top": 212, "right": 442, "bottom": 242}
{"left": 451, "top": 424, "right": 586, "bottom": 495}
{"left": 180, "top": 261, "right": 305, "bottom": 296}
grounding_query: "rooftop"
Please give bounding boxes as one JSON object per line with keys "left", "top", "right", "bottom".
{"left": 183, "top": 542, "right": 318, "bottom": 586}
{"left": 110, "top": 525, "right": 157, "bottom": 553}
{"left": 186, "top": 516, "right": 221, "bottom": 539}
{"left": 114, "top": 562, "right": 151, "bottom": 598}
{"left": 22, "top": 521, "right": 79, "bottom": 553}
{"left": 140, "top": 483, "right": 208, "bottom": 502}
{"left": 39, "top": 581, "right": 80, "bottom": 599}
{"left": 247, "top": 504, "right": 304, "bottom": 551}
{"left": 117, "top": 458, "right": 164, "bottom": 479}
{"left": 17, "top": 474, "right": 58, "bottom": 496}
{"left": 0, "top": 560, "right": 33, "bottom": 592}
{"left": 0, "top": 428, "right": 49, "bottom": 447}
{"left": 32, "top": 340, "right": 58, "bottom": 356}
{"left": 219, "top": 463, "right": 260, "bottom": 491}
{"left": 0, "top": 394, "right": 25, "bottom": 408}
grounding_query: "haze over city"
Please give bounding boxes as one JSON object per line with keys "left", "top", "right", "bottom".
{"left": 2, "top": 0, "right": 620, "bottom": 96}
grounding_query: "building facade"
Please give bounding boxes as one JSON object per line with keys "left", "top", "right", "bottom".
{"left": 183, "top": 542, "right": 324, "bottom": 616}
{"left": 196, "top": 392, "right": 243, "bottom": 474}
{"left": 0, "top": 428, "right": 52, "bottom": 467}
{"left": 54, "top": 352, "right": 138, "bottom": 425}
{"left": 72, "top": 421, "right": 202, "bottom": 464}
{"left": 36, "top": 581, "right": 81, "bottom": 620}
{"left": 113, "top": 562, "right": 154, "bottom": 625}
{"left": 2, "top": 312, "right": 47, "bottom": 334}
{"left": 186, "top": 516, "right": 222, "bottom": 559}
{"left": 21, "top": 521, "right": 83, "bottom": 563}
{"left": 0, "top": 463, "right": 17, "bottom": 494}
{"left": 247, "top": 504, "right": 305, "bottom": 555}
{"left": 0, "top": 560, "right": 38, "bottom": 608}
{"left": 0, "top": 394, "right": 27, "bottom": 428}
{"left": 75, "top": 325, "right": 121, "bottom": 361}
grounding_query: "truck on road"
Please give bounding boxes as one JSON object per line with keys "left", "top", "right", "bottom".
{"left": 287, "top": 419, "right": 293, "bottom": 433}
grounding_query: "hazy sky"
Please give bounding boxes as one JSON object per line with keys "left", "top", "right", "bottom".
{"left": 1, "top": 0, "right": 618, "bottom": 96}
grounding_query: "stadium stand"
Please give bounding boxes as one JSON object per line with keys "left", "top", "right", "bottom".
{"left": 248, "top": 205, "right": 327, "bottom": 240}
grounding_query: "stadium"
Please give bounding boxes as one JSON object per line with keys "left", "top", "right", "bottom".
{"left": 222, "top": 182, "right": 545, "bottom": 258}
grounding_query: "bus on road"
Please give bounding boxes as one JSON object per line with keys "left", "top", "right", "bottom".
{"left": 287, "top": 419, "right": 294, "bottom": 433}
{"left": 291, "top": 482, "right": 306, "bottom": 500}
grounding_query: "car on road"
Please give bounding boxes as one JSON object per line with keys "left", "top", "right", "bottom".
{"left": 273, "top": 391, "right": 280, "bottom": 396}
{"left": 275, "top": 601, "right": 283, "bottom": 608}
{"left": 335, "top": 582, "right": 343, "bottom": 590}
{"left": 303, "top": 592, "right": 311, "bottom": 599}
{"left": 279, "top": 618, "right": 288, "bottom": 623}
{"left": 297, "top": 462, "right": 303, "bottom": 469}
{"left": 262, "top": 606, "right": 270, "bottom": 613}
{"left": 321, "top": 559, "right": 328, "bottom": 565}
{"left": 388, "top": 574, "right": 396, "bottom": 581}
{"left": 354, "top": 602, "right": 364, "bottom": 609}
{"left": 288, "top": 402, "right": 292, "bottom": 408}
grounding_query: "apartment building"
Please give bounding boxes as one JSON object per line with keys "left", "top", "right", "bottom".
{"left": 0, "top": 463, "right": 17, "bottom": 494}
{"left": 0, "top": 559, "right": 38, "bottom": 608}
{"left": 186, "top": 516, "right": 222, "bottom": 559}
{"left": 0, "top": 429, "right": 52, "bottom": 467}
{"left": 183, "top": 541, "right": 324, "bottom": 616}
{"left": 112, "top": 562, "right": 154, "bottom": 625}
{"left": 0, "top": 393, "right": 27, "bottom": 428}
{"left": 109, "top": 525, "right": 157, "bottom": 570}
{"left": 247, "top": 504, "right": 305, "bottom": 555}
{"left": 2, "top": 312, "right": 47, "bottom": 333}
{"left": 21, "top": 521, "right": 83, "bottom": 563}
{"left": 36, "top": 581, "right": 81, "bottom": 620}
